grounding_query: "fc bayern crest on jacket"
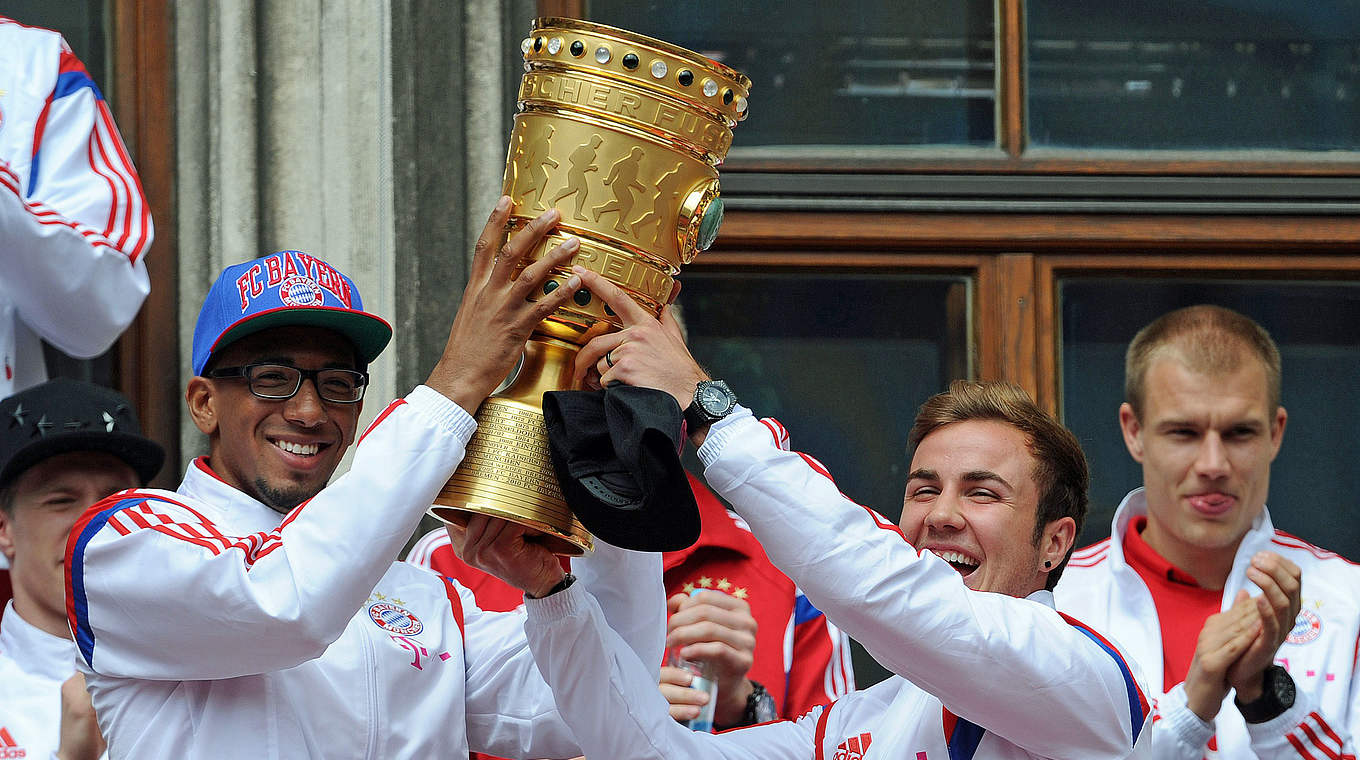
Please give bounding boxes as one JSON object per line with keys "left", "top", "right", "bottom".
{"left": 1286, "top": 608, "right": 1323, "bottom": 645}
{"left": 368, "top": 602, "right": 424, "bottom": 636}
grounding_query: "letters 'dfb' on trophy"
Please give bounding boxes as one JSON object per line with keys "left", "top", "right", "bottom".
{"left": 428, "top": 17, "right": 750, "bottom": 555}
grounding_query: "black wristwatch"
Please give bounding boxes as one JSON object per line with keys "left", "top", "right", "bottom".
{"left": 719, "top": 679, "right": 777, "bottom": 729}
{"left": 684, "top": 379, "right": 737, "bottom": 430}
{"left": 532, "top": 573, "right": 576, "bottom": 599}
{"left": 1235, "top": 664, "right": 1295, "bottom": 724}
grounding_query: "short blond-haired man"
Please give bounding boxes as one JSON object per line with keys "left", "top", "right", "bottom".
{"left": 1057, "top": 304, "right": 1359, "bottom": 758}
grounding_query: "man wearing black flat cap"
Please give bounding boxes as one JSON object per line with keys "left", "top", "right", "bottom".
{"left": 0, "top": 378, "right": 164, "bottom": 760}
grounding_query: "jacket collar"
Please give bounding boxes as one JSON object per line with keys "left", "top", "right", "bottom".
{"left": 0, "top": 600, "right": 75, "bottom": 682}
{"left": 1026, "top": 588, "right": 1056, "bottom": 608}
{"left": 1107, "top": 487, "right": 1276, "bottom": 597}
{"left": 177, "top": 456, "right": 290, "bottom": 534}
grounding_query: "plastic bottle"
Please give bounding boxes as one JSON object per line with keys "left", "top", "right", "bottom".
{"left": 668, "top": 589, "right": 720, "bottom": 732}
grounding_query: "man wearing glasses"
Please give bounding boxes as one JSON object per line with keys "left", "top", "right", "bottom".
{"left": 62, "top": 206, "right": 666, "bottom": 757}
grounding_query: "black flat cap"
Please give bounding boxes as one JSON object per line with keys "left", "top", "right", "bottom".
{"left": 0, "top": 378, "right": 165, "bottom": 490}
{"left": 543, "top": 385, "right": 699, "bottom": 552}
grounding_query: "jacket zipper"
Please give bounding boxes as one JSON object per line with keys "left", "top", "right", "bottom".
{"left": 362, "top": 628, "right": 379, "bottom": 758}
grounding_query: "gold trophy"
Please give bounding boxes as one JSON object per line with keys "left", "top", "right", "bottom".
{"left": 428, "top": 17, "right": 750, "bottom": 555}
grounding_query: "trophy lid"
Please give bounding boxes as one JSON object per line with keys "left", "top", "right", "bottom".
{"left": 524, "top": 17, "right": 751, "bottom": 128}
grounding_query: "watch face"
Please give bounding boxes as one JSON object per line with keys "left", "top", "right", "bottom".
{"left": 752, "top": 689, "right": 777, "bottom": 724}
{"left": 698, "top": 382, "right": 733, "bottom": 415}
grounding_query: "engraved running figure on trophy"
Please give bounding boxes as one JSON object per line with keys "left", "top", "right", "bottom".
{"left": 592, "top": 146, "right": 647, "bottom": 233}
{"left": 549, "top": 135, "right": 602, "bottom": 221}
{"left": 518, "top": 126, "right": 559, "bottom": 209}
{"left": 502, "top": 130, "right": 524, "bottom": 195}
{"left": 630, "top": 162, "right": 687, "bottom": 245}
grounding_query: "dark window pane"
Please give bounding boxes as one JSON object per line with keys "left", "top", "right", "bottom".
{"left": 680, "top": 270, "right": 971, "bottom": 686}
{"left": 1061, "top": 279, "right": 1360, "bottom": 560}
{"left": 3, "top": 1, "right": 105, "bottom": 90}
{"left": 585, "top": 1, "right": 997, "bottom": 148}
{"left": 1028, "top": 2, "right": 1360, "bottom": 150}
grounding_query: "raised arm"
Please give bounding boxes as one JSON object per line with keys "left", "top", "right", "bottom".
{"left": 695, "top": 411, "right": 1148, "bottom": 759}
{"left": 65, "top": 200, "right": 582, "bottom": 680}
{"left": 525, "top": 580, "right": 819, "bottom": 760}
{"left": 569, "top": 267, "right": 1149, "bottom": 758}
{"left": 66, "top": 389, "right": 475, "bottom": 678}
{"left": 0, "top": 30, "right": 151, "bottom": 357}
{"left": 457, "top": 533, "right": 667, "bottom": 758}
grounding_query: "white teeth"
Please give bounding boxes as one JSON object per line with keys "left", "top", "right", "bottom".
{"left": 276, "top": 441, "right": 319, "bottom": 456}
{"left": 931, "top": 549, "right": 979, "bottom": 568}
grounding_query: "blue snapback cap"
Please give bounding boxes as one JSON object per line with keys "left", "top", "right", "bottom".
{"left": 191, "top": 250, "right": 393, "bottom": 376}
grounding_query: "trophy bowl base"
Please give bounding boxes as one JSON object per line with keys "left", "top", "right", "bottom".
{"left": 427, "top": 503, "right": 591, "bottom": 557}
{"left": 430, "top": 347, "right": 594, "bottom": 558}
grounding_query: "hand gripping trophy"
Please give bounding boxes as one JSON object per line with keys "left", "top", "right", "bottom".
{"left": 429, "top": 18, "right": 750, "bottom": 554}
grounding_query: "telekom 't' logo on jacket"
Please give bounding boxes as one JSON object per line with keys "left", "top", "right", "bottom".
{"left": 832, "top": 732, "right": 871, "bottom": 760}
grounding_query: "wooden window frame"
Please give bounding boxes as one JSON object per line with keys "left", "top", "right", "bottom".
{"left": 713, "top": 210, "right": 1360, "bottom": 415}
{"left": 556, "top": 0, "right": 1360, "bottom": 177}
{"left": 112, "top": 0, "right": 179, "bottom": 484}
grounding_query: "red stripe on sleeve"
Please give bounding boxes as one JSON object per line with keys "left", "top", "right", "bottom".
{"left": 279, "top": 496, "right": 313, "bottom": 530}
{"left": 798, "top": 452, "right": 833, "bottom": 482}
{"left": 65, "top": 494, "right": 129, "bottom": 637}
{"left": 1288, "top": 733, "right": 1322, "bottom": 760}
{"left": 0, "top": 169, "right": 119, "bottom": 250}
{"left": 441, "top": 576, "right": 466, "bottom": 634}
{"left": 86, "top": 115, "right": 123, "bottom": 236}
{"left": 251, "top": 540, "right": 285, "bottom": 565}
{"left": 30, "top": 97, "right": 54, "bottom": 168}
{"left": 138, "top": 504, "right": 175, "bottom": 525}
{"left": 106, "top": 513, "right": 131, "bottom": 535}
{"left": 1305, "top": 712, "right": 1350, "bottom": 759}
{"left": 122, "top": 508, "right": 154, "bottom": 529}
{"left": 857, "top": 502, "right": 912, "bottom": 543}
{"left": 812, "top": 702, "right": 834, "bottom": 760}
{"left": 57, "top": 49, "right": 88, "bottom": 75}
{"left": 358, "top": 399, "right": 408, "bottom": 445}
{"left": 759, "top": 418, "right": 785, "bottom": 449}
{"left": 1295, "top": 723, "right": 1339, "bottom": 760}
{"left": 149, "top": 525, "right": 224, "bottom": 556}
{"left": 96, "top": 105, "right": 149, "bottom": 256}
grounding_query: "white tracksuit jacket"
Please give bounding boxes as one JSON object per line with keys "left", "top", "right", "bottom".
{"left": 64, "top": 386, "right": 664, "bottom": 759}
{"left": 1056, "top": 489, "right": 1360, "bottom": 759}
{"left": 0, "top": 601, "right": 98, "bottom": 760}
{"left": 524, "top": 409, "right": 1152, "bottom": 759}
{"left": 0, "top": 18, "right": 152, "bottom": 398}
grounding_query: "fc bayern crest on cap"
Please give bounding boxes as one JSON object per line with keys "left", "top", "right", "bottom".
{"left": 280, "top": 275, "right": 325, "bottom": 307}
{"left": 1286, "top": 608, "right": 1322, "bottom": 645}
{"left": 368, "top": 602, "right": 423, "bottom": 636}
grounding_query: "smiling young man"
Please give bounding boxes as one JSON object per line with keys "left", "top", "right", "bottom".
{"left": 1057, "top": 305, "right": 1360, "bottom": 759}
{"left": 0, "top": 379, "right": 164, "bottom": 760}
{"left": 457, "top": 268, "right": 1152, "bottom": 759}
{"left": 62, "top": 202, "right": 665, "bottom": 758}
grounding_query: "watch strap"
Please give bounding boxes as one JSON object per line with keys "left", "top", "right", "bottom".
{"left": 1235, "top": 664, "right": 1295, "bottom": 724}
{"left": 533, "top": 573, "right": 576, "bottom": 599}
{"left": 719, "top": 679, "right": 777, "bottom": 729}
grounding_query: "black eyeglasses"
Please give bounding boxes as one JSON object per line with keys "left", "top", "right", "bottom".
{"left": 208, "top": 363, "right": 368, "bottom": 403}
